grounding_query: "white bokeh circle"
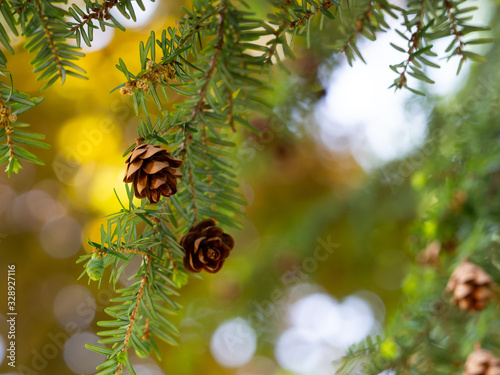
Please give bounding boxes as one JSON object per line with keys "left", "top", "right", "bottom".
{"left": 210, "top": 318, "right": 257, "bottom": 368}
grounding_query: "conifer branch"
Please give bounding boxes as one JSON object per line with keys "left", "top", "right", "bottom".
{"left": 397, "top": 2, "right": 426, "bottom": 89}
{"left": 444, "top": 0, "right": 465, "bottom": 59}
{"left": 187, "top": 160, "right": 199, "bottom": 222}
{"left": 163, "top": 246, "right": 179, "bottom": 272}
{"left": 113, "top": 255, "right": 150, "bottom": 375}
{"left": 177, "top": 8, "right": 220, "bottom": 50}
{"left": 79, "top": 1, "right": 494, "bottom": 374}
{"left": 114, "top": 248, "right": 152, "bottom": 256}
{"left": 288, "top": 0, "right": 334, "bottom": 28}
{"left": 35, "top": 0, "right": 64, "bottom": 81}
{"left": 121, "top": 274, "right": 147, "bottom": 348}
{"left": 341, "top": 1, "right": 374, "bottom": 54}
{"left": 69, "top": 0, "right": 119, "bottom": 32}
{"left": 0, "top": 100, "right": 15, "bottom": 163}
{"left": 266, "top": 1, "right": 290, "bottom": 66}
{"left": 189, "top": 0, "right": 227, "bottom": 125}
{"left": 267, "top": 0, "right": 335, "bottom": 65}
{"left": 179, "top": 0, "right": 227, "bottom": 225}
{"left": 0, "top": 81, "right": 45, "bottom": 176}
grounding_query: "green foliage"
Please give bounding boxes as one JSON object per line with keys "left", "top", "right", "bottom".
{"left": 0, "top": 0, "right": 496, "bottom": 373}
{"left": 0, "top": 0, "right": 155, "bottom": 176}
{"left": 387, "top": 0, "right": 491, "bottom": 94}
{"left": 67, "top": 0, "right": 152, "bottom": 47}
{"left": 0, "top": 0, "right": 490, "bottom": 173}
{"left": 0, "top": 71, "right": 46, "bottom": 176}
{"left": 328, "top": 0, "right": 492, "bottom": 95}
{"left": 336, "top": 17, "right": 500, "bottom": 373}
{"left": 5, "top": 0, "right": 87, "bottom": 86}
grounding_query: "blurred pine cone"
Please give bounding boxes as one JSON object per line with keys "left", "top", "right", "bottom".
{"left": 180, "top": 219, "right": 234, "bottom": 273}
{"left": 418, "top": 240, "right": 441, "bottom": 267}
{"left": 123, "top": 139, "right": 183, "bottom": 204}
{"left": 464, "top": 348, "right": 500, "bottom": 375}
{"left": 446, "top": 260, "right": 496, "bottom": 311}
{"left": 451, "top": 190, "right": 468, "bottom": 212}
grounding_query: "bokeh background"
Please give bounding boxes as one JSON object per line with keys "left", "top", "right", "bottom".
{"left": 0, "top": 0, "right": 495, "bottom": 374}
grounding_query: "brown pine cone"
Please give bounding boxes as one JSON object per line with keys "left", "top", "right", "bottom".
{"left": 446, "top": 260, "right": 496, "bottom": 311}
{"left": 180, "top": 219, "right": 234, "bottom": 274}
{"left": 418, "top": 240, "right": 441, "bottom": 267}
{"left": 464, "top": 348, "right": 500, "bottom": 375}
{"left": 451, "top": 190, "right": 468, "bottom": 212}
{"left": 123, "top": 139, "right": 183, "bottom": 204}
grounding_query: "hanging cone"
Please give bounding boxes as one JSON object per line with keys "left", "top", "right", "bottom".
{"left": 180, "top": 218, "right": 235, "bottom": 274}
{"left": 446, "top": 260, "right": 496, "bottom": 312}
{"left": 124, "top": 139, "right": 183, "bottom": 204}
{"left": 463, "top": 347, "right": 500, "bottom": 375}
{"left": 451, "top": 190, "right": 468, "bottom": 212}
{"left": 418, "top": 240, "right": 441, "bottom": 267}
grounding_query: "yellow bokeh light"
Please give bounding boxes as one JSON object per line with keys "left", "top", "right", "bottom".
{"left": 57, "top": 115, "right": 121, "bottom": 164}
{"left": 82, "top": 216, "right": 106, "bottom": 251}
{"left": 88, "top": 164, "right": 129, "bottom": 213}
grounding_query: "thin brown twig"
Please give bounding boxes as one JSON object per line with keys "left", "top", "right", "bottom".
{"left": 266, "top": 0, "right": 334, "bottom": 65}
{"left": 147, "top": 214, "right": 180, "bottom": 271}
{"left": 179, "top": 0, "right": 227, "bottom": 225}
{"left": 35, "top": 0, "right": 64, "bottom": 80}
{"left": 15, "top": 0, "right": 31, "bottom": 14}
{"left": 444, "top": 0, "right": 466, "bottom": 59}
{"left": 114, "top": 255, "right": 150, "bottom": 375}
{"left": 0, "top": 124, "right": 13, "bottom": 159}
{"left": 0, "top": 98, "right": 17, "bottom": 163}
{"left": 189, "top": 0, "right": 227, "bottom": 125}
{"left": 114, "top": 248, "right": 152, "bottom": 256}
{"left": 341, "top": 1, "right": 374, "bottom": 53}
{"left": 69, "top": 0, "right": 119, "bottom": 32}
{"left": 176, "top": 8, "right": 219, "bottom": 51}
{"left": 266, "top": 1, "right": 290, "bottom": 66}
{"left": 163, "top": 246, "right": 179, "bottom": 271}
{"left": 141, "top": 317, "right": 150, "bottom": 340}
{"left": 121, "top": 9, "right": 219, "bottom": 96}
{"left": 121, "top": 276, "right": 146, "bottom": 348}
{"left": 397, "top": 2, "right": 426, "bottom": 89}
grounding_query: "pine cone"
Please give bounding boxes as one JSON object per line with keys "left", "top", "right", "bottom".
{"left": 464, "top": 348, "right": 500, "bottom": 375}
{"left": 418, "top": 240, "right": 441, "bottom": 267}
{"left": 451, "top": 190, "right": 468, "bottom": 212}
{"left": 180, "top": 219, "right": 234, "bottom": 273}
{"left": 446, "top": 260, "right": 496, "bottom": 311}
{"left": 123, "top": 139, "right": 183, "bottom": 204}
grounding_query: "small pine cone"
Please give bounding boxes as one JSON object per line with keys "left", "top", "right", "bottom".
{"left": 158, "top": 64, "right": 176, "bottom": 81}
{"left": 451, "top": 190, "right": 468, "bottom": 212}
{"left": 123, "top": 139, "right": 183, "bottom": 204}
{"left": 446, "top": 260, "right": 496, "bottom": 311}
{"left": 464, "top": 348, "right": 500, "bottom": 375}
{"left": 119, "top": 86, "right": 134, "bottom": 95}
{"left": 418, "top": 240, "right": 441, "bottom": 267}
{"left": 180, "top": 219, "right": 234, "bottom": 273}
{"left": 136, "top": 79, "right": 149, "bottom": 91}
{"left": 166, "top": 64, "right": 176, "bottom": 80}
